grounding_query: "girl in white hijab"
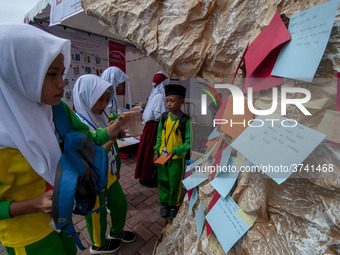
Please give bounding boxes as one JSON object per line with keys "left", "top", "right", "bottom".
{"left": 142, "top": 70, "right": 169, "bottom": 125}
{"left": 101, "top": 66, "right": 129, "bottom": 114}
{"left": 135, "top": 71, "right": 169, "bottom": 187}
{"left": 73, "top": 74, "right": 114, "bottom": 130}
{"left": 0, "top": 23, "right": 124, "bottom": 255}
{"left": 73, "top": 74, "right": 136, "bottom": 254}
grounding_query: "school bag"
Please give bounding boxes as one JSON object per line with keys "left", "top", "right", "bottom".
{"left": 160, "top": 111, "right": 190, "bottom": 160}
{"left": 52, "top": 102, "right": 108, "bottom": 250}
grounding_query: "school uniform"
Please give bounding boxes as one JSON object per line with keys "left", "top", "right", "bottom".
{"left": 0, "top": 23, "right": 79, "bottom": 254}
{"left": 0, "top": 101, "right": 112, "bottom": 255}
{"left": 155, "top": 112, "right": 191, "bottom": 207}
{"left": 73, "top": 75, "right": 133, "bottom": 250}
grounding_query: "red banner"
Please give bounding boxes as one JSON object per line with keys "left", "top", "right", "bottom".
{"left": 108, "top": 40, "right": 126, "bottom": 95}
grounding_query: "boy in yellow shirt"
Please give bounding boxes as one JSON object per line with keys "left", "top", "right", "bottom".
{"left": 154, "top": 85, "right": 191, "bottom": 220}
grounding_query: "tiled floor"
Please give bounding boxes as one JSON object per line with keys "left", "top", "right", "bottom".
{"left": 76, "top": 145, "right": 169, "bottom": 255}
{"left": 0, "top": 145, "right": 168, "bottom": 255}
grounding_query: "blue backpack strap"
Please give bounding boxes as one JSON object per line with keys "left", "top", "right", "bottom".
{"left": 52, "top": 102, "right": 71, "bottom": 137}
{"left": 64, "top": 223, "right": 86, "bottom": 250}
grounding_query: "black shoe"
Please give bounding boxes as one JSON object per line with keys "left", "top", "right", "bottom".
{"left": 169, "top": 207, "right": 179, "bottom": 220}
{"left": 108, "top": 230, "right": 137, "bottom": 243}
{"left": 160, "top": 203, "right": 170, "bottom": 218}
{"left": 89, "top": 239, "right": 122, "bottom": 254}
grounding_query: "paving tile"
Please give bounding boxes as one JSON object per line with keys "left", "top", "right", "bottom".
{"left": 117, "top": 236, "right": 146, "bottom": 255}
{"left": 142, "top": 212, "right": 162, "bottom": 228}
{"left": 129, "top": 194, "right": 148, "bottom": 207}
{"left": 127, "top": 203, "right": 139, "bottom": 216}
{"left": 144, "top": 193, "right": 159, "bottom": 206}
{"left": 139, "top": 236, "right": 159, "bottom": 255}
{"left": 132, "top": 223, "right": 154, "bottom": 242}
{"left": 139, "top": 187, "right": 155, "bottom": 197}
{"left": 75, "top": 218, "right": 87, "bottom": 231}
{"left": 149, "top": 222, "right": 164, "bottom": 237}
{"left": 126, "top": 211, "right": 148, "bottom": 229}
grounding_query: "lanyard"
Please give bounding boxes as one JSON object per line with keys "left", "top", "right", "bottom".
{"left": 164, "top": 112, "right": 182, "bottom": 149}
{"left": 76, "top": 112, "right": 97, "bottom": 131}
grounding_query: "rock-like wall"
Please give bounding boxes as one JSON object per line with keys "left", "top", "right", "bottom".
{"left": 81, "top": 0, "right": 340, "bottom": 254}
{"left": 82, "top": 0, "right": 337, "bottom": 81}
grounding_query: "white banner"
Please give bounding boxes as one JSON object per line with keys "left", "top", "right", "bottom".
{"left": 50, "top": 0, "right": 84, "bottom": 26}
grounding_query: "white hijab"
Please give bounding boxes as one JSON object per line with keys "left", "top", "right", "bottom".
{"left": 73, "top": 74, "right": 114, "bottom": 130}
{"left": 0, "top": 23, "right": 71, "bottom": 185}
{"left": 101, "top": 66, "right": 129, "bottom": 96}
{"left": 142, "top": 71, "right": 169, "bottom": 125}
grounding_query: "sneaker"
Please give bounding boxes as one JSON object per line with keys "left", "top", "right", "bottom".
{"left": 169, "top": 207, "right": 179, "bottom": 220}
{"left": 89, "top": 239, "right": 122, "bottom": 254}
{"left": 160, "top": 203, "right": 170, "bottom": 218}
{"left": 108, "top": 230, "right": 137, "bottom": 243}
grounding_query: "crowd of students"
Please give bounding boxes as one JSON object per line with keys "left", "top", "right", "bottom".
{"left": 0, "top": 22, "right": 191, "bottom": 254}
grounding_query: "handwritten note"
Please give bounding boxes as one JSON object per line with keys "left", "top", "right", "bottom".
{"left": 205, "top": 196, "right": 253, "bottom": 254}
{"left": 271, "top": 0, "right": 338, "bottom": 82}
{"left": 231, "top": 116, "right": 326, "bottom": 184}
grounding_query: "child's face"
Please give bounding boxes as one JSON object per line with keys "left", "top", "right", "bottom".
{"left": 116, "top": 83, "right": 123, "bottom": 94}
{"left": 166, "top": 95, "right": 184, "bottom": 113}
{"left": 91, "top": 92, "right": 111, "bottom": 115}
{"left": 41, "top": 54, "right": 66, "bottom": 105}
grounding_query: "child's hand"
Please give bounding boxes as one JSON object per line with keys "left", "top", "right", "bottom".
{"left": 131, "top": 106, "right": 143, "bottom": 111}
{"left": 168, "top": 151, "right": 174, "bottom": 159}
{"left": 116, "top": 114, "right": 128, "bottom": 130}
{"left": 154, "top": 154, "right": 159, "bottom": 165}
{"left": 34, "top": 190, "right": 53, "bottom": 218}
{"left": 103, "top": 140, "right": 115, "bottom": 150}
{"left": 106, "top": 115, "right": 127, "bottom": 138}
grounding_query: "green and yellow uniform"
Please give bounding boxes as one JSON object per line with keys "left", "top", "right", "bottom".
{"left": 154, "top": 112, "right": 191, "bottom": 207}
{"left": 84, "top": 113, "right": 127, "bottom": 247}
{"left": 0, "top": 101, "right": 112, "bottom": 255}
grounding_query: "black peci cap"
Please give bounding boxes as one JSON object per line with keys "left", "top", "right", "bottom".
{"left": 164, "top": 84, "right": 186, "bottom": 98}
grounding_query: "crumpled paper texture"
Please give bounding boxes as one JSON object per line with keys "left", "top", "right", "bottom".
{"left": 81, "top": 0, "right": 340, "bottom": 254}
{"left": 82, "top": 0, "right": 337, "bottom": 81}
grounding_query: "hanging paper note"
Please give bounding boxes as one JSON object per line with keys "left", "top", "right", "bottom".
{"left": 208, "top": 127, "right": 222, "bottom": 141}
{"left": 186, "top": 157, "right": 203, "bottom": 173}
{"left": 231, "top": 116, "right": 326, "bottom": 184}
{"left": 211, "top": 142, "right": 229, "bottom": 180}
{"left": 271, "top": 0, "right": 338, "bottom": 82}
{"left": 215, "top": 145, "right": 232, "bottom": 178}
{"left": 195, "top": 200, "right": 205, "bottom": 241}
{"left": 182, "top": 171, "right": 208, "bottom": 190}
{"left": 210, "top": 156, "right": 239, "bottom": 198}
{"left": 214, "top": 95, "right": 229, "bottom": 122}
{"left": 206, "top": 191, "right": 221, "bottom": 236}
{"left": 188, "top": 187, "right": 198, "bottom": 212}
{"left": 243, "top": 11, "right": 291, "bottom": 93}
{"left": 219, "top": 95, "right": 254, "bottom": 139}
{"left": 205, "top": 196, "right": 253, "bottom": 254}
